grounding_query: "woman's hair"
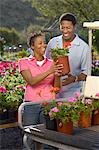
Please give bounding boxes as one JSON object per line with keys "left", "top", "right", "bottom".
{"left": 59, "top": 13, "right": 77, "bottom": 25}
{"left": 28, "top": 32, "right": 43, "bottom": 47}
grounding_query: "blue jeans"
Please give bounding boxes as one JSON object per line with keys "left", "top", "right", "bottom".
{"left": 23, "top": 104, "right": 44, "bottom": 126}
{"left": 22, "top": 103, "right": 58, "bottom": 150}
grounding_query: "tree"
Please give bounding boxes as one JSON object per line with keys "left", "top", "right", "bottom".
{"left": 0, "top": 27, "right": 20, "bottom": 45}
{"left": 27, "top": 0, "right": 99, "bottom": 24}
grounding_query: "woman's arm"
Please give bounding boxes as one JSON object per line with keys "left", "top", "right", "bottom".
{"left": 21, "top": 63, "right": 55, "bottom": 86}
{"left": 54, "top": 63, "right": 63, "bottom": 91}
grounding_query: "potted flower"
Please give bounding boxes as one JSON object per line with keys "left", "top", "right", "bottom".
{"left": 92, "top": 93, "right": 99, "bottom": 125}
{"left": 42, "top": 100, "right": 57, "bottom": 130}
{"left": 77, "top": 97, "right": 93, "bottom": 128}
{"left": 51, "top": 47, "right": 70, "bottom": 75}
{"left": 48, "top": 98, "right": 79, "bottom": 134}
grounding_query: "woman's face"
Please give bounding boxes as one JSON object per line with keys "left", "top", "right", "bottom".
{"left": 31, "top": 36, "right": 46, "bottom": 56}
{"left": 60, "top": 20, "right": 76, "bottom": 40}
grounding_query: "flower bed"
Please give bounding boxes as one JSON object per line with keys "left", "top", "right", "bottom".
{"left": 0, "top": 61, "right": 25, "bottom": 123}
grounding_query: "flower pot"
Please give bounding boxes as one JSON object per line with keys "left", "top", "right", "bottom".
{"left": 0, "top": 110, "right": 9, "bottom": 121}
{"left": 44, "top": 115, "right": 57, "bottom": 131}
{"left": 78, "top": 112, "right": 92, "bottom": 128}
{"left": 92, "top": 109, "right": 99, "bottom": 125}
{"left": 57, "top": 120, "right": 73, "bottom": 135}
{"left": 58, "top": 56, "right": 70, "bottom": 76}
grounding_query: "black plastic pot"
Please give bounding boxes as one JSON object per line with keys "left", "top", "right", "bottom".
{"left": 44, "top": 115, "right": 57, "bottom": 131}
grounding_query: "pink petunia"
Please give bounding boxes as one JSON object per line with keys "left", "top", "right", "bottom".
{"left": 17, "top": 85, "right": 25, "bottom": 90}
{"left": 57, "top": 102, "right": 63, "bottom": 106}
{"left": 49, "top": 111, "right": 52, "bottom": 117}
{"left": 74, "top": 92, "right": 81, "bottom": 99}
{"left": 68, "top": 97, "right": 77, "bottom": 102}
{"left": 0, "top": 86, "right": 7, "bottom": 93}
{"left": 95, "top": 93, "right": 99, "bottom": 97}
{"left": 50, "top": 107, "right": 59, "bottom": 113}
{"left": 85, "top": 99, "right": 92, "bottom": 105}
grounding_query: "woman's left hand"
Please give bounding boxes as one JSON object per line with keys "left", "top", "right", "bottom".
{"left": 54, "top": 61, "right": 63, "bottom": 76}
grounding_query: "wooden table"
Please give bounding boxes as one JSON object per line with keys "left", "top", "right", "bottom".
{"left": 24, "top": 124, "right": 99, "bottom": 150}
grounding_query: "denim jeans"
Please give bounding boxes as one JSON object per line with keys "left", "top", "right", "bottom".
{"left": 22, "top": 103, "right": 58, "bottom": 150}
{"left": 23, "top": 104, "right": 44, "bottom": 126}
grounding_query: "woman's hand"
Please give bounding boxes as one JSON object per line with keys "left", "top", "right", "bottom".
{"left": 49, "top": 61, "right": 63, "bottom": 76}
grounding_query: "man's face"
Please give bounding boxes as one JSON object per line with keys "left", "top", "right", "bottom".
{"left": 60, "top": 20, "right": 76, "bottom": 40}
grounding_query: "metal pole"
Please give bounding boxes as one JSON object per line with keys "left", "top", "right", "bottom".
{"left": 88, "top": 28, "right": 92, "bottom": 49}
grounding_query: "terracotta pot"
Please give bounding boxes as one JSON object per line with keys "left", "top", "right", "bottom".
{"left": 58, "top": 56, "right": 70, "bottom": 76}
{"left": 44, "top": 115, "right": 57, "bottom": 131}
{"left": 57, "top": 120, "right": 73, "bottom": 135}
{"left": 92, "top": 109, "right": 99, "bottom": 125}
{"left": 78, "top": 112, "right": 92, "bottom": 128}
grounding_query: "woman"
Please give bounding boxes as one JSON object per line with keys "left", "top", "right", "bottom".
{"left": 18, "top": 32, "right": 63, "bottom": 125}
{"left": 19, "top": 32, "right": 63, "bottom": 150}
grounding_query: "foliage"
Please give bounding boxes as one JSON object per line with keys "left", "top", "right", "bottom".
{"left": 42, "top": 100, "right": 57, "bottom": 116}
{"left": 42, "top": 96, "right": 80, "bottom": 123}
{"left": 49, "top": 101, "right": 79, "bottom": 123}
{"left": 29, "top": 0, "right": 99, "bottom": 23}
{"left": 92, "top": 93, "right": 99, "bottom": 110}
{"left": 0, "top": 37, "right": 6, "bottom": 57}
{"left": 0, "top": 61, "right": 25, "bottom": 111}
{"left": 93, "top": 30, "right": 99, "bottom": 53}
{"left": 51, "top": 48, "right": 69, "bottom": 60}
{"left": 77, "top": 98, "right": 93, "bottom": 115}
{"left": 16, "top": 49, "right": 30, "bottom": 58}
{"left": 92, "top": 59, "right": 99, "bottom": 76}
{"left": 0, "top": 27, "right": 20, "bottom": 46}
{"left": 42, "top": 92, "right": 99, "bottom": 123}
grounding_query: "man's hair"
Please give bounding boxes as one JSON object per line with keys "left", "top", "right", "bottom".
{"left": 59, "top": 13, "right": 77, "bottom": 25}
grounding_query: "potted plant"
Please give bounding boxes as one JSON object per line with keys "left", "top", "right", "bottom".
{"left": 48, "top": 98, "right": 79, "bottom": 134}
{"left": 42, "top": 100, "right": 57, "bottom": 130}
{"left": 0, "top": 87, "right": 9, "bottom": 122}
{"left": 92, "top": 93, "right": 99, "bottom": 125}
{"left": 51, "top": 47, "right": 70, "bottom": 75}
{"left": 77, "top": 97, "right": 93, "bottom": 128}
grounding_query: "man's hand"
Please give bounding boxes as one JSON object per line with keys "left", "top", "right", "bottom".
{"left": 62, "top": 73, "right": 87, "bottom": 86}
{"left": 62, "top": 74, "right": 75, "bottom": 86}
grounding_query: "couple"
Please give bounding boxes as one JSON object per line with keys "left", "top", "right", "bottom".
{"left": 18, "top": 12, "right": 91, "bottom": 149}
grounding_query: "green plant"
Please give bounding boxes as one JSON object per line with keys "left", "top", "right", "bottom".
{"left": 0, "top": 61, "right": 25, "bottom": 111}
{"left": 77, "top": 98, "right": 93, "bottom": 116}
{"left": 92, "top": 93, "right": 99, "bottom": 110}
{"left": 16, "top": 49, "right": 30, "bottom": 58}
{"left": 51, "top": 47, "right": 69, "bottom": 60}
{"left": 42, "top": 100, "right": 57, "bottom": 116}
{"left": 48, "top": 100, "right": 79, "bottom": 123}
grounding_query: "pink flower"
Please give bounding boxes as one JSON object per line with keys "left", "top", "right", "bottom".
{"left": 74, "top": 92, "right": 81, "bottom": 98}
{"left": 49, "top": 111, "right": 52, "bottom": 117}
{"left": 50, "top": 107, "right": 59, "bottom": 113}
{"left": 95, "top": 93, "right": 99, "bottom": 97}
{"left": 0, "top": 86, "right": 7, "bottom": 93}
{"left": 85, "top": 99, "right": 92, "bottom": 105}
{"left": 68, "top": 97, "right": 77, "bottom": 102}
{"left": 57, "top": 102, "right": 63, "bottom": 106}
{"left": 17, "top": 85, "right": 25, "bottom": 90}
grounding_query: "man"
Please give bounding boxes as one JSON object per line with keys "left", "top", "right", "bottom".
{"left": 45, "top": 13, "right": 91, "bottom": 98}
